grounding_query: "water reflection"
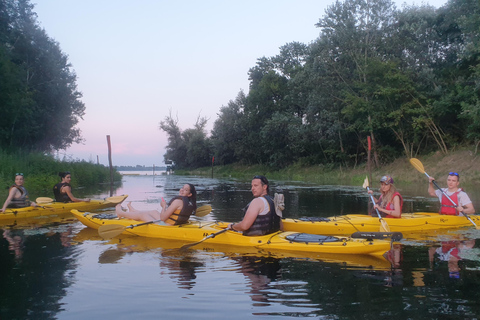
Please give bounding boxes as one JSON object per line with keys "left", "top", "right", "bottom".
{"left": 429, "top": 239, "right": 476, "bottom": 279}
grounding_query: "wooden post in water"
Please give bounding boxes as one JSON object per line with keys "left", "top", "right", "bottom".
{"left": 106, "top": 135, "right": 114, "bottom": 196}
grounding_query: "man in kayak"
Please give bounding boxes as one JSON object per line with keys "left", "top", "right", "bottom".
{"left": 428, "top": 172, "right": 475, "bottom": 215}
{"left": 227, "top": 175, "right": 282, "bottom": 235}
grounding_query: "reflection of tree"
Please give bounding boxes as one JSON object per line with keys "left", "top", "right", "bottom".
{"left": 0, "top": 227, "right": 76, "bottom": 319}
{"left": 231, "top": 256, "right": 282, "bottom": 306}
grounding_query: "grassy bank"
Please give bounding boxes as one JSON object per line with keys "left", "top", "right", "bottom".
{"left": 0, "top": 152, "right": 122, "bottom": 202}
{"left": 180, "top": 149, "right": 480, "bottom": 186}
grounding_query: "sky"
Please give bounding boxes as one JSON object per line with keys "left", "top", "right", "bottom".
{"left": 33, "top": 0, "right": 448, "bottom": 167}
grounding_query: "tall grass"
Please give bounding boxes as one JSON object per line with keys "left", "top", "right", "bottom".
{"left": 0, "top": 151, "right": 122, "bottom": 202}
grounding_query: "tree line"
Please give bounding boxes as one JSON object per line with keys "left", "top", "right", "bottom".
{"left": 0, "top": 0, "right": 84, "bottom": 153}
{"left": 160, "top": 0, "right": 480, "bottom": 169}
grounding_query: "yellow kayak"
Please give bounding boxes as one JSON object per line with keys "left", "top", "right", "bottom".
{"left": 0, "top": 195, "right": 128, "bottom": 220}
{"left": 283, "top": 212, "right": 480, "bottom": 236}
{"left": 72, "top": 226, "right": 394, "bottom": 270}
{"left": 71, "top": 209, "right": 395, "bottom": 256}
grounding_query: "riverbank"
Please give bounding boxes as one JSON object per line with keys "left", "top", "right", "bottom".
{"left": 180, "top": 149, "right": 480, "bottom": 186}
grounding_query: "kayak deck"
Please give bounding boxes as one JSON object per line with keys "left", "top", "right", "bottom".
{"left": 0, "top": 195, "right": 128, "bottom": 220}
{"left": 283, "top": 212, "right": 480, "bottom": 236}
{"left": 71, "top": 210, "right": 394, "bottom": 256}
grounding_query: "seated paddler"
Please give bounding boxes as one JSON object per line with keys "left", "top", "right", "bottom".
{"left": 53, "top": 171, "right": 90, "bottom": 203}
{"left": 0, "top": 173, "right": 37, "bottom": 212}
{"left": 368, "top": 175, "right": 403, "bottom": 218}
{"left": 116, "top": 183, "right": 197, "bottom": 225}
{"left": 227, "top": 175, "right": 283, "bottom": 235}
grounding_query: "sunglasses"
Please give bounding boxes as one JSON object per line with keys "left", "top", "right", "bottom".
{"left": 15, "top": 173, "right": 23, "bottom": 176}
{"left": 449, "top": 172, "right": 459, "bottom": 177}
{"left": 253, "top": 175, "right": 268, "bottom": 185}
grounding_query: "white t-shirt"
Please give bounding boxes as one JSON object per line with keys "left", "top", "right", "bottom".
{"left": 435, "top": 189, "right": 472, "bottom": 207}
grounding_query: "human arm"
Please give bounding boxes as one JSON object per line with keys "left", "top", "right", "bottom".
{"left": 374, "top": 194, "right": 401, "bottom": 218}
{"left": 428, "top": 177, "right": 437, "bottom": 197}
{"left": 0, "top": 188, "right": 19, "bottom": 212}
{"left": 457, "top": 200, "right": 475, "bottom": 215}
{"left": 228, "top": 198, "right": 263, "bottom": 232}
{"left": 159, "top": 198, "right": 182, "bottom": 221}
{"left": 63, "top": 186, "right": 90, "bottom": 202}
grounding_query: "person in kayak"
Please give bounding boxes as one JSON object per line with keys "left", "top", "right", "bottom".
{"left": 0, "top": 173, "right": 37, "bottom": 212}
{"left": 53, "top": 172, "right": 90, "bottom": 203}
{"left": 115, "top": 183, "right": 197, "bottom": 225}
{"left": 368, "top": 175, "right": 403, "bottom": 218}
{"left": 428, "top": 172, "right": 475, "bottom": 215}
{"left": 227, "top": 175, "right": 282, "bottom": 235}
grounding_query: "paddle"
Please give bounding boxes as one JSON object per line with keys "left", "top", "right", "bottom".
{"left": 98, "top": 204, "right": 213, "bottom": 239}
{"left": 363, "top": 176, "right": 391, "bottom": 232}
{"left": 35, "top": 195, "right": 126, "bottom": 204}
{"left": 351, "top": 231, "right": 403, "bottom": 241}
{"left": 409, "top": 158, "right": 479, "bottom": 229}
{"left": 179, "top": 228, "right": 228, "bottom": 251}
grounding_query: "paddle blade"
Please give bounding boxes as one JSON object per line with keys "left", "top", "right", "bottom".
{"left": 98, "top": 224, "right": 126, "bottom": 239}
{"left": 36, "top": 197, "right": 54, "bottom": 204}
{"left": 194, "top": 205, "right": 212, "bottom": 217}
{"left": 379, "top": 219, "right": 391, "bottom": 232}
{"left": 362, "top": 176, "right": 369, "bottom": 189}
{"left": 105, "top": 195, "right": 128, "bottom": 204}
{"left": 409, "top": 158, "right": 425, "bottom": 174}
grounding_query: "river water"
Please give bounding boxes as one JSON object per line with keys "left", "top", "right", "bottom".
{"left": 1, "top": 173, "right": 480, "bottom": 319}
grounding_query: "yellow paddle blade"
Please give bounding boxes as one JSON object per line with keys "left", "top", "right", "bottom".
{"left": 379, "top": 219, "right": 391, "bottom": 232}
{"left": 409, "top": 158, "right": 425, "bottom": 174}
{"left": 362, "top": 176, "right": 369, "bottom": 189}
{"left": 105, "top": 195, "right": 128, "bottom": 204}
{"left": 36, "top": 197, "right": 54, "bottom": 204}
{"left": 98, "top": 224, "right": 126, "bottom": 239}
{"left": 195, "top": 205, "right": 212, "bottom": 217}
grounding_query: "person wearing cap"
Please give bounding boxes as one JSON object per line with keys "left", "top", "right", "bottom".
{"left": 227, "top": 175, "right": 282, "bottom": 236}
{"left": 0, "top": 173, "right": 37, "bottom": 212}
{"left": 428, "top": 172, "right": 475, "bottom": 215}
{"left": 368, "top": 175, "right": 403, "bottom": 218}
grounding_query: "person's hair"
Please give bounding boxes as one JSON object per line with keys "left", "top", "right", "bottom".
{"left": 187, "top": 183, "right": 197, "bottom": 210}
{"left": 448, "top": 172, "right": 460, "bottom": 181}
{"left": 253, "top": 175, "right": 269, "bottom": 193}
{"left": 380, "top": 184, "right": 398, "bottom": 208}
{"left": 58, "top": 171, "right": 71, "bottom": 179}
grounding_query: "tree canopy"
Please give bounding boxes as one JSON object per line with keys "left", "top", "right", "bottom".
{"left": 161, "top": 0, "right": 480, "bottom": 169}
{"left": 0, "top": 0, "right": 85, "bottom": 153}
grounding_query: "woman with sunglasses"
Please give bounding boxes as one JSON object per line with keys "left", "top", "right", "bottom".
{"left": 428, "top": 172, "right": 475, "bottom": 215}
{"left": 0, "top": 173, "right": 36, "bottom": 212}
{"left": 53, "top": 172, "right": 90, "bottom": 203}
{"left": 368, "top": 175, "right": 403, "bottom": 218}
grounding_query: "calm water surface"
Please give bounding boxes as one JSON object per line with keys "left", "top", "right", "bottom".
{"left": 2, "top": 173, "right": 480, "bottom": 319}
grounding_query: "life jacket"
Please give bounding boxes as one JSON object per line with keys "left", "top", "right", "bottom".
{"left": 164, "top": 196, "right": 195, "bottom": 225}
{"left": 375, "top": 192, "right": 403, "bottom": 218}
{"left": 53, "top": 182, "right": 73, "bottom": 202}
{"left": 243, "top": 195, "right": 281, "bottom": 236}
{"left": 440, "top": 189, "right": 462, "bottom": 215}
{"left": 7, "top": 185, "right": 29, "bottom": 208}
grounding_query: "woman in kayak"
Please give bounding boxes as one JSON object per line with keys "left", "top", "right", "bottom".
{"left": 115, "top": 183, "right": 197, "bottom": 225}
{"left": 0, "top": 173, "right": 36, "bottom": 212}
{"left": 53, "top": 172, "right": 90, "bottom": 203}
{"left": 368, "top": 175, "right": 403, "bottom": 218}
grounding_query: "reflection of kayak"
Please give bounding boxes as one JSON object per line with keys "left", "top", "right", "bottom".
{"left": 282, "top": 212, "right": 480, "bottom": 236}
{"left": 0, "top": 212, "right": 77, "bottom": 228}
{"left": 71, "top": 210, "right": 393, "bottom": 256}
{"left": 0, "top": 195, "right": 128, "bottom": 221}
{"left": 72, "top": 227, "right": 393, "bottom": 270}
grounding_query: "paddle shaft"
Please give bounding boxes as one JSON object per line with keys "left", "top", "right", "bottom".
{"left": 366, "top": 186, "right": 383, "bottom": 219}
{"left": 180, "top": 228, "right": 228, "bottom": 250}
{"left": 428, "top": 175, "right": 478, "bottom": 227}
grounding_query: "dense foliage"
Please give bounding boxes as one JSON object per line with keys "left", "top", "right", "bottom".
{"left": 0, "top": 0, "right": 84, "bottom": 153}
{"left": 161, "top": 0, "right": 480, "bottom": 169}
